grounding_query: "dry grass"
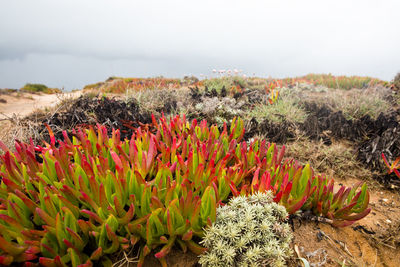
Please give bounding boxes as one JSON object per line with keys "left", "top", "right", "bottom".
{"left": 0, "top": 92, "right": 82, "bottom": 150}
{"left": 285, "top": 138, "right": 372, "bottom": 180}
{"left": 0, "top": 119, "right": 39, "bottom": 149}
{"left": 126, "top": 87, "right": 190, "bottom": 116}
{"left": 377, "top": 220, "right": 400, "bottom": 249}
{"left": 300, "top": 87, "right": 392, "bottom": 120}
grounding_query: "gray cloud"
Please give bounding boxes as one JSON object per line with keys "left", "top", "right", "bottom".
{"left": 0, "top": 0, "right": 399, "bottom": 90}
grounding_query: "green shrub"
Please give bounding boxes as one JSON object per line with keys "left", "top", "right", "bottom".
{"left": 248, "top": 92, "right": 307, "bottom": 123}
{"left": 203, "top": 76, "right": 246, "bottom": 92}
{"left": 20, "top": 83, "right": 61, "bottom": 94}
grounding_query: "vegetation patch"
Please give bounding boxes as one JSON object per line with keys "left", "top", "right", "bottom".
{"left": 2, "top": 74, "right": 400, "bottom": 266}
{"left": 302, "top": 87, "right": 392, "bottom": 120}
{"left": 281, "top": 73, "right": 389, "bottom": 90}
{"left": 0, "top": 115, "right": 371, "bottom": 266}
{"left": 83, "top": 77, "right": 202, "bottom": 93}
{"left": 20, "top": 83, "right": 61, "bottom": 94}
{"left": 248, "top": 92, "right": 307, "bottom": 124}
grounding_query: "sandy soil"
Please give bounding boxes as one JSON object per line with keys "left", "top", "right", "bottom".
{"left": 0, "top": 91, "right": 82, "bottom": 120}
{"left": 289, "top": 176, "right": 400, "bottom": 267}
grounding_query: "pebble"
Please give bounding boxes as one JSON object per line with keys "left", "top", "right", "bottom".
{"left": 386, "top": 219, "right": 392, "bottom": 224}
{"left": 382, "top": 198, "right": 389, "bottom": 202}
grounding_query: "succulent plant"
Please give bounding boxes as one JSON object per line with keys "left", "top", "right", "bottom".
{"left": 382, "top": 153, "right": 400, "bottom": 178}
{"left": 231, "top": 143, "right": 371, "bottom": 227}
{"left": 0, "top": 115, "right": 248, "bottom": 266}
{"left": 199, "top": 192, "right": 292, "bottom": 267}
{"left": 0, "top": 114, "right": 371, "bottom": 266}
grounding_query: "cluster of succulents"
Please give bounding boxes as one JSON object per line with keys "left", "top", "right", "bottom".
{"left": 0, "top": 114, "right": 371, "bottom": 266}
{"left": 222, "top": 140, "right": 371, "bottom": 227}
{"left": 0, "top": 115, "right": 246, "bottom": 266}
{"left": 199, "top": 192, "right": 292, "bottom": 267}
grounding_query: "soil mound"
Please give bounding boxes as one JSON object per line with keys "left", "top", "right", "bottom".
{"left": 31, "top": 95, "right": 152, "bottom": 142}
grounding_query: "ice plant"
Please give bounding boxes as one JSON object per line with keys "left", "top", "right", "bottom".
{"left": 0, "top": 115, "right": 247, "bottom": 266}
{"left": 264, "top": 80, "right": 280, "bottom": 105}
{"left": 234, "top": 143, "right": 371, "bottom": 227}
{"left": 382, "top": 153, "right": 400, "bottom": 178}
{"left": 0, "top": 115, "right": 371, "bottom": 266}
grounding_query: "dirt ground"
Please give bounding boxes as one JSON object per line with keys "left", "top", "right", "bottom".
{"left": 0, "top": 91, "right": 82, "bottom": 120}
{"left": 288, "top": 176, "right": 400, "bottom": 267}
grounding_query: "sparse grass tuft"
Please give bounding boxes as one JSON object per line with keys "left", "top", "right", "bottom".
{"left": 202, "top": 76, "right": 246, "bottom": 92}
{"left": 248, "top": 92, "right": 307, "bottom": 123}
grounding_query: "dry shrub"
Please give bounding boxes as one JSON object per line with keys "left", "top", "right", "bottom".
{"left": 285, "top": 138, "right": 372, "bottom": 179}
{"left": 300, "top": 87, "right": 392, "bottom": 120}
{"left": 0, "top": 118, "right": 39, "bottom": 149}
{"left": 127, "top": 88, "right": 189, "bottom": 116}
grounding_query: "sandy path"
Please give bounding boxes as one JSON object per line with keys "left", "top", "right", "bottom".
{"left": 0, "top": 91, "right": 82, "bottom": 120}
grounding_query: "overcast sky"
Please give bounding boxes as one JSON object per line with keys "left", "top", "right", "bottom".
{"left": 0, "top": 0, "right": 399, "bottom": 90}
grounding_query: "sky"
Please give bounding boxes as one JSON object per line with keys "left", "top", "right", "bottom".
{"left": 0, "top": 0, "right": 399, "bottom": 90}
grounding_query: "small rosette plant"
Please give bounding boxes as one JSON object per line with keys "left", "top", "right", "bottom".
{"left": 199, "top": 192, "right": 292, "bottom": 267}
